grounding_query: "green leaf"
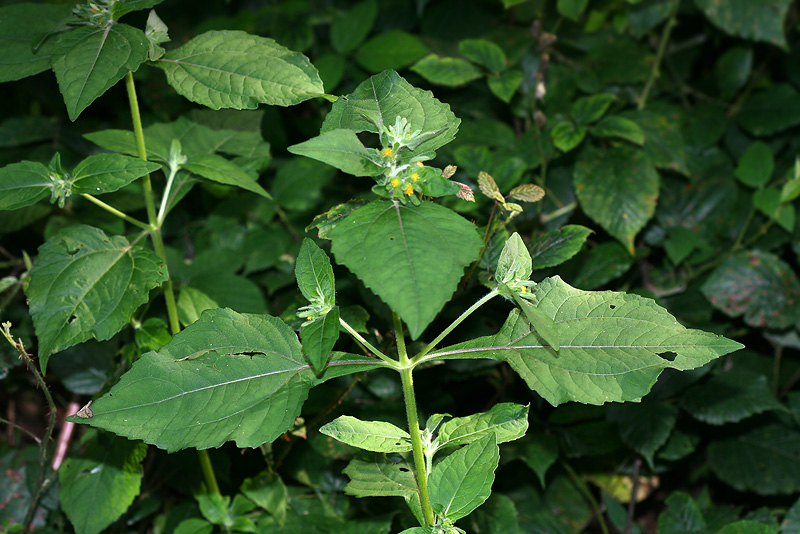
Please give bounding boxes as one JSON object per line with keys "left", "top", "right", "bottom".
{"left": 574, "top": 144, "right": 658, "bottom": 254}
{"left": 50, "top": 24, "right": 148, "bottom": 121}
{"left": 429, "top": 433, "right": 499, "bottom": 521}
{"left": 72, "top": 154, "right": 161, "bottom": 195}
{"left": 557, "top": 0, "right": 589, "bottom": 21}
{"left": 520, "top": 432, "right": 559, "bottom": 486}
{"left": 26, "top": 225, "right": 168, "bottom": 373}
{"left": 322, "top": 70, "right": 460, "bottom": 158}
{"left": 738, "top": 84, "right": 800, "bottom": 136}
{"left": 240, "top": 471, "right": 288, "bottom": 524}
{"left": 512, "top": 295, "right": 560, "bottom": 352}
{"left": 354, "top": 31, "right": 429, "bottom": 73}
{"left": 0, "top": 3, "right": 74, "bottom": 82}
{"left": 694, "top": 0, "right": 791, "bottom": 48}
{"left": 753, "top": 188, "right": 795, "bottom": 232}
{"left": 436, "top": 276, "right": 743, "bottom": 406}
{"left": 717, "top": 522, "right": 778, "bottom": 534}
{"left": 287, "top": 129, "right": 383, "bottom": 177}
{"left": 550, "top": 120, "right": 587, "bottom": 153}
{"left": 701, "top": 250, "right": 800, "bottom": 329}
{"left": 155, "top": 30, "right": 324, "bottom": 110}
{"left": 330, "top": 0, "right": 377, "bottom": 54}
{"left": 0, "top": 160, "right": 51, "bottom": 210}
{"left": 343, "top": 459, "right": 423, "bottom": 523}
{"left": 411, "top": 54, "right": 483, "bottom": 86}
{"left": 591, "top": 116, "right": 645, "bottom": 145}
{"left": 734, "top": 141, "right": 773, "bottom": 187}
{"left": 621, "top": 109, "right": 688, "bottom": 175}
{"left": 68, "top": 308, "right": 379, "bottom": 451}
{"left": 469, "top": 494, "right": 521, "bottom": 534}
{"left": 177, "top": 286, "right": 219, "bottom": 326}
{"left": 434, "top": 403, "right": 529, "bottom": 450}
{"left": 606, "top": 399, "right": 678, "bottom": 467}
{"left": 708, "top": 424, "right": 800, "bottom": 495}
{"left": 135, "top": 317, "right": 171, "bottom": 352}
{"left": 572, "top": 241, "right": 633, "bottom": 290}
{"left": 110, "top": 0, "right": 166, "bottom": 20}
{"left": 295, "top": 238, "right": 335, "bottom": 304}
{"left": 571, "top": 93, "right": 616, "bottom": 125}
{"left": 59, "top": 434, "right": 147, "bottom": 534}
{"left": 657, "top": 492, "right": 706, "bottom": 533}
{"left": 715, "top": 46, "right": 752, "bottom": 99}
{"left": 300, "top": 306, "right": 340, "bottom": 372}
{"left": 327, "top": 200, "right": 482, "bottom": 339}
{"left": 496, "top": 232, "right": 531, "bottom": 284}
{"left": 487, "top": 69, "right": 523, "bottom": 103}
{"left": 680, "top": 367, "right": 786, "bottom": 425}
{"left": 529, "top": 225, "right": 592, "bottom": 270}
{"left": 458, "top": 39, "right": 507, "bottom": 73}
{"left": 183, "top": 154, "right": 271, "bottom": 199}
{"left": 320, "top": 416, "right": 412, "bottom": 452}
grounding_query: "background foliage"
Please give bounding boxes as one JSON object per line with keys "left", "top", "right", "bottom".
{"left": 1, "top": 0, "right": 800, "bottom": 533}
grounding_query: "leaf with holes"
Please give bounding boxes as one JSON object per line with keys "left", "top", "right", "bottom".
{"left": 701, "top": 250, "right": 800, "bottom": 329}
{"left": 67, "top": 308, "right": 380, "bottom": 451}
{"left": 343, "top": 459, "right": 423, "bottom": 523}
{"left": 26, "top": 225, "right": 168, "bottom": 373}
{"left": 327, "top": 199, "right": 482, "bottom": 339}
{"left": 431, "top": 276, "right": 742, "bottom": 406}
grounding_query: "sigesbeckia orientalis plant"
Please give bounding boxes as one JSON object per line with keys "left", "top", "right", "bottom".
{"left": 0, "top": 1, "right": 743, "bottom": 531}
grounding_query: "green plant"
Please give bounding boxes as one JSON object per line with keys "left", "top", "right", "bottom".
{"left": 3, "top": 1, "right": 800, "bottom": 533}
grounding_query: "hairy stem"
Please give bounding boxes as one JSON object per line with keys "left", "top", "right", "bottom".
{"left": 80, "top": 194, "right": 153, "bottom": 231}
{"left": 339, "top": 317, "right": 397, "bottom": 367}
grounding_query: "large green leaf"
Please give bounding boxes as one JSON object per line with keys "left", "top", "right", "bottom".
{"left": 155, "top": 30, "right": 324, "bottom": 110}
{"left": 72, "top": 154, "right": 161, "bottom": 195}
{"left": 327, "top": 200, "right": 482, "bottom": 339}
{"left": 708, "top": 424, "right": 800, "bottom": 495}
{"left": 434, "top": 403, "right": 529, "bottom": 451}
{"left": 287, "top": 129, "right": 383, "bottom": 177}
{"left": 330, "top": 0, "right": 377, "bottom": 54}
{"left": 529, "top": 225, "right": 593, "bottom": 270}
{"left": 322, "top": 70, "right": 460, "bottom": 158}
{"left": 50, "top": 24, "right": 149, "bottom": 120}
{"left": 0, "top": 3, "right": 74, "bottom": 82}
{"left": 68, "top": 308, "right": 379, "bottom": 451}
{"left": 737, "top": 84, "right": 800, "bottom": 136}
{"left": 59, "top": 434, "right": 147, "bottom": 534}
{"left": 343, "top": 459, "right": 423, "bottom": 523}
{"left": 429, "top": 433, "right": 499, "bottom": 522}
{"left": 694, "top": 0, "right": 790, "bottom": 48}
{"left": 0, "top": 160, "right": 51, "bottom": 210}
{"left": 432, "top": 276, "right": 743, "bottom": 406}
{"left": 320, "top": 416, "right": 412, "bottom": 452}
{"left": 411, "top": 54, "right": 483, "bottom": 87}
{"left": 183, "top": 153, "right": 271, "bottom": 199}
{"left": 701, "top": 250, "right": 800, "bottom": 329}
{"left": 574, "top": 144, "right": 659, "bottom": 254}
{"left": 26, "top": 225, "right": 168, "bottom": 373}
{"left": 354, "top": 31, "right": 429, "bottom": 73}
{"left": 458, "top": 39, "right": 507, "bottom": 73}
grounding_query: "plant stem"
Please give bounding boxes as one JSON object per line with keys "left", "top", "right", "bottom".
{"left": 413, "top": 288, "right": 500, "bottom": 365}
{"left": 339, "top": 317, "right": 396, "bottom": 367}
{"left": 80, "top": 194, "right": 153, "bottom": 231}
{"left": 638, "top": 0, "right": 680, "bottom": 110}
{"left": 125, "top": 70, "right": 219, "bottom": 496}
{"left": 394, "top": 314, "right": 436, "bottom": 526}
{"left": 561, "top": 460, "right": 610, "bottom": 534}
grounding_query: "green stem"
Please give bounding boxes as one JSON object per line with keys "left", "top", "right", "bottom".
{"left": 80, "top": 194, "right": 153, "bottom": 231}
{"left": 339, "top": 317, "right": 396, "bottom": 367}
{"left": 125, "top": 70, "right": 219, "bottom": 495}
{"left": 561, "top": 460, "right": 610, "bottom": 534}
{"left": 413, "top": 288, "right": 500, "bottom": 365}
{"left": 638, "top": 0, "right": 680, "bottom": 110}
{"left": 395, "top": 314, "right": 436, "bottom": 526}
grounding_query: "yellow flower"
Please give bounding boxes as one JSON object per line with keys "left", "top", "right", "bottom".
{"left": 416, "top": 161, "right": 424, "bottom": 167}
{"left": 520, "top": 286, "right": 528, "bottom": 293}
{"left": 382, "top": 148, "right": 394, "bottom": 157}
{"left": 391, "top": 178, "right": 400, "bottom": 188}
{"left": 404, "top": 185, "right": 414, "bottom": 195}
{"left": 411, "top": 173, "right": 420, "bottom": 182}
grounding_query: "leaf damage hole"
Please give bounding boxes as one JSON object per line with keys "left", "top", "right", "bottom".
{"left": 657, "top": 351, "right": 677, "bottom": 362}
{"left": 609, "top": 304, "right": 616, "bottom": 309}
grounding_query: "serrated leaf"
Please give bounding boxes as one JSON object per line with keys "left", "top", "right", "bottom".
{"left": 435, "top": 403, "right": 528, "bottom": 450}
{"left": 478, "top": 171, "right": 504, "bottom": 203}
{"left": 327, "top": 200, "right": 482, "bottom": 339}
{"left": 155, "top": 30, "right": 323, "bottom": 110}
{"left": 330, "top": 0, "right": 377, "bottom": 54}
{"left": 0, "top": 160, "right": 51, "bottom": 210}
{"left": 68, "top": 308, "right": 380, "bottom": 451}
{"left": 295, "top": 238, "right": 335, "bottom": 304}
{"left": 354, "top": 31, "right": 429, "bottom": 73}
{"left": 735, "top": 141, "right": 773, "bottom": 187}
{"left": 694, "top": 0, "right": 790, "bottom": 48}
{"left": 59, "top": 434, "right": 147, "bottom": 534}
{"left": 708, "top": 424, "right": 800, "bottom": 495}
{"left": 529, "top": 225, "right": 593, "bottom": 270}
{"left": 343, "top": 459, "right": 423, "bottom": 523}
{"left": 621, "top": 109, "right": 688, "bottom": 175}
{"left": 72, "top": 154, "right": 161, "bottom": 195}
{"left": 496, "top": 232, "right": 531, "bottom": 284}
{"left": 321, "top": 416, "right": 412, "bottom": 452}
{"left": 551, "top": 120, "right": 587, "bottom": 152}
{"left": 26, "top": 225, "right": 168, "bottom": 373}
{"left": 458, "top": 39, "right": 507, "bottom": 73}
{"left": 322, "top": 70, "right": 460, "bottom": 158}
{"left": 571, "top": 93, "right": 616, "bottom": 125}
{"left": 301, "top": 306, "right": 340, "bottom": 372}
{"left": 177, "top": 286, "right": 219, "bottom": 326}
{"left": 574, "top": 144, "right": 658, "bottom": 254}
{"left": 429, "top": 433, "right": 499, "bottom": 521}
{"left": 0, "top": 3, "right": 74, "bottom": 82}
{"left": 183, "top": 153, "right": 271, "bottom": 199}
{"left": 591, "top": 116, "right": 645, "bottom": 145}
{"left": 434, "top": 276, "right": 743, "bottom": 406}
{"left": 288, "top": 129, "right": 383, "bottom": 177}
{"left": 509, "top": 183, "right": 545, "bottom": 203}
{"left": 411, "top": 54, "right": 483, "bottom": 86}
{"left": 701, "top": 250, "right": 800, "bottom": 329}
{"left": 51, "top": 24, "right": 148, "bottom": 120}
{"left": 680, "top": 367, "right": 786, "bottom": 425}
